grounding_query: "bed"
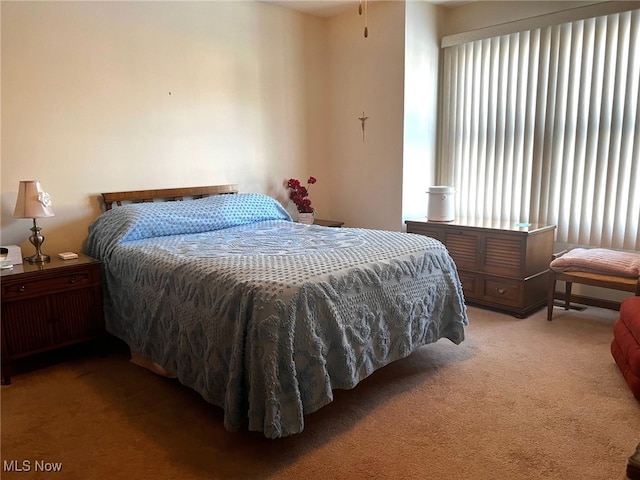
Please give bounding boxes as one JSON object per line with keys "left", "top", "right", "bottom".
{"left": 84, "top": 185, "right": 468, "bottom": 438}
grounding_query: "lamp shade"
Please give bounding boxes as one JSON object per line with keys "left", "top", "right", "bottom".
{"left": 13, "top": 180, "right": 55, "bottom": 218}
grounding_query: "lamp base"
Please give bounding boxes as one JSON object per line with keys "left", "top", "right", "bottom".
{"left": 25, "top": 218, "right": 51, "bottom": 264}
{"left": 24, "top": 253, "right": 51, "bottom": 264}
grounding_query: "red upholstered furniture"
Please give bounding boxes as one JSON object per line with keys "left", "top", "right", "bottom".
{"left": 611, "top": 296, "right": 640, "bottom": 401}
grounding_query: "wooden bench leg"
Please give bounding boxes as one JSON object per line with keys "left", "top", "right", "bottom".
{"left": 565, "top": 282, "right": 573, "bottom": 310}
{"left": 547, "top": 271, "right": 556, "bottom": 321}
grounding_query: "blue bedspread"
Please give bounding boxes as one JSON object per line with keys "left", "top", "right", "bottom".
{"left": 85, "top": 193, "right": 468, "bottom": 438}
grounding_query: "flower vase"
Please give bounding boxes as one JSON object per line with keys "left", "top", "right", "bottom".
{"left": 298, "top": 212, "right": 314, "bottom": 225}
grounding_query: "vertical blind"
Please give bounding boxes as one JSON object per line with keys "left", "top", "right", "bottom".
{"left": 440, "top": 9, "right": 640, "bottom": 251}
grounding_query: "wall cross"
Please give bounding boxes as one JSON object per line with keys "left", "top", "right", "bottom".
{"left": 358, "top": 112, "right": 369, "bottom": 142}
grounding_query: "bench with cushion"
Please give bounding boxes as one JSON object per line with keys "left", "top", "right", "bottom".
{"left": 547, "top": 248, "right": 640, "bottom": 321}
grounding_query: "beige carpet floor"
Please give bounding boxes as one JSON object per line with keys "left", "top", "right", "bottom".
{"left": 2, "top": 304, "right": 639, "bottom": 480}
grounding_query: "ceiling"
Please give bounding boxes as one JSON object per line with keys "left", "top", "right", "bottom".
{"left": 264, "top": 0, "right": 471, "bottom": 18}
{"left": 263, "top": 1, "right": 358, "bottom": 17}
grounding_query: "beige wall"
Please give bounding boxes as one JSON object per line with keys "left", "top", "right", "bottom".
{"left": 326, "top": 0, "right": 407, "bottom": 231}
{"left": 1, "top": 1, "right": 329, "bottom": 254}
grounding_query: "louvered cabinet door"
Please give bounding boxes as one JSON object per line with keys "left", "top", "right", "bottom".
{"left": 49, "top": 287, "right": 104, "bottom": 346}
{"left": 1, "top": 297, "right": 54, "bottom": 357}
{"left": 444, "top": 230, "right": 481, "bottom": 271}
{"left": 482, "top": 235, "right": 524, "bottom": 277}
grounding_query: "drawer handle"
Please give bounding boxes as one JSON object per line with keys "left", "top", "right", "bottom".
{"left": 496, "top": 287, "right": 507, "bottom": 295}
{"left": 69, "top": 276, "right": 77, "bottom": 284}
{"left": 18, "top": 285, "right": 26, "bottom": 292}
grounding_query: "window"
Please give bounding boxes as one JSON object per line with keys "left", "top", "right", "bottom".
{"left": 439, "top": 9, "right": 639, "bottom": 250}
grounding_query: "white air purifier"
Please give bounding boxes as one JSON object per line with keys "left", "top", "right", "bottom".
{"left": 427, "top": 186, "right": 455, "bottom": 222}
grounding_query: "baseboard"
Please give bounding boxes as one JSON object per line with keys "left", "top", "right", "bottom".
{"left": 554, "top": 292, "right": 622, "bottom": 311}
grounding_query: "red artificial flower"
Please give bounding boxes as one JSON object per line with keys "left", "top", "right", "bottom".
{"left": 287, "top": 176, "right": 317, "bottom": 213}
{"left": 287, "top": 178, "right": 301, "bottom": 189}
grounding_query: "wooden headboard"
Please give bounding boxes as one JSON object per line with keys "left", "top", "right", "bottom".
{"left": 101, "top": 184, "right": 239, "bottom": 210}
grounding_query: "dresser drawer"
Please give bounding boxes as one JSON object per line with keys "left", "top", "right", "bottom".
{"left": 482, "top": 278, "right": 522, "bottom": 306}
{"left": 458, "top": 272, "right": 480, "bottom": 300}
{"left": 1, "top": 269, "right": 96, "bottom": 300}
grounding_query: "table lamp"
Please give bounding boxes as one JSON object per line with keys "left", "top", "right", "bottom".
{"left": 13, "top": 180, "right": 55, "bottom": 263}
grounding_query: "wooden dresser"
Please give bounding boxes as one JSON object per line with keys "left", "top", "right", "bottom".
{"left": 1, "top": 254, "right": 104, "bottom": 384}
{"left": 405, "top": 218, "right": 556, "bottom": 317}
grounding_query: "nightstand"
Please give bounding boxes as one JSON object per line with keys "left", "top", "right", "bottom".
{"left": 314, "top": 219, "right": 344, "bottom": 228}
{"left": 1, "top": 254, "right": 104, "bottom": 384}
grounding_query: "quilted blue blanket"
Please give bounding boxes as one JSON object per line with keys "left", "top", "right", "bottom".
{"left": 85, "top": 193, "right": 468, "bottom": 438}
